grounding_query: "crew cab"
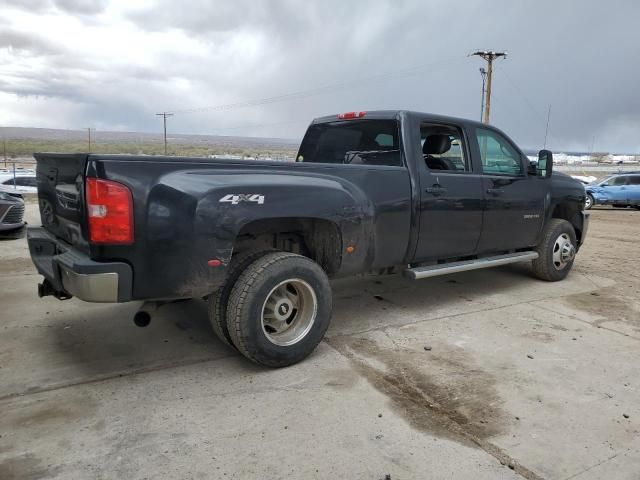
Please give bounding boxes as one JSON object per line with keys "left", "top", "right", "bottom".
{"left": 28, "top": 111, "right": 589, "bottom": 367}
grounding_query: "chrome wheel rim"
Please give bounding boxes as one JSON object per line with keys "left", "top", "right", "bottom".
{"left": 261, "top": 279, "right": 317, "bottom": 346}
{"left": 585, "top": 195, "right": 592, "bottom": 209}
{"left": 552, "top": 233, "right": 575, "bottom": 270}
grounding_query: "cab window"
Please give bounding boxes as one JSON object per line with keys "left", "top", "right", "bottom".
{"left": 420, "top": 123, "right": 470, "bottom": 173}
{"left": 475, "top": 128, "right": 523, "bottom": 176}
{"left": 297, "top": 120, "right": 402, "bottom": 167}
{"left": 610, "top": 176, "right": 629, "bottom": 186}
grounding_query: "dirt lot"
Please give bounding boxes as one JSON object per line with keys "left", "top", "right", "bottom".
{"left": 0, "top": 204, "right": 639, "bottom": 480}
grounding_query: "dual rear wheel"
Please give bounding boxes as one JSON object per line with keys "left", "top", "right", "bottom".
{"left": 208, "top": 251, "right": 332, "bottom": 367}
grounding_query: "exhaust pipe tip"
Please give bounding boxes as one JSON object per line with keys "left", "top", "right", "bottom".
{"left": 133, "top": 310, "right": 151, "bottom": 328}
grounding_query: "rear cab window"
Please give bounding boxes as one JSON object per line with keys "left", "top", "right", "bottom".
{"left": 296, "top": 119, "right": 403, "bottom": 167}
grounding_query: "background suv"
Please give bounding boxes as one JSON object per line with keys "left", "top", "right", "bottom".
{"left": 585, "top": 172, "right": 640, "bottom": 210}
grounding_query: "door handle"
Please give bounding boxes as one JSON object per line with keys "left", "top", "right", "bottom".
{"left": 425, "top": 185, "right": 447, "bottom": 196}
{"left": 487, "top": 188, "right": 504, "bottom": 195}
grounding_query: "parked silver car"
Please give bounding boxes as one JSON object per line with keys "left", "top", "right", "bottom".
{"left": 0, "top": 172, "right": 38, "bottom": 194}
{"left": 0, "top": 188, "right": 26, "bottom": 232}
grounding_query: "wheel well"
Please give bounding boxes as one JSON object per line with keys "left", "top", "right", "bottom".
{"left": 234, "top": 217, "right": 342, "bottom": 274}
{"left": 551, "top": 203, "right": 583, "bottom": 243}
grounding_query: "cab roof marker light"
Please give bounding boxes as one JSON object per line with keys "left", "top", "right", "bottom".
{"left": 337, "top": 111, "right": 366, "bottom": 120}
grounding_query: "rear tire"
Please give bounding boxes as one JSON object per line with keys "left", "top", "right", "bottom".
{"left": 208, "top": 250, "right": 272, "bottom": 348}
{"left": 532, "top": 219, "right": 577, "bottom": 282}
{"left": 226, "top": 251, "right": 332, "bottom": 367}
{"left": 584, "top": 194, "right": 594, "bottom": 210}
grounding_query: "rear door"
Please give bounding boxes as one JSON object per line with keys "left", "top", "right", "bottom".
{"left": 605, "top": 175, "right": 630, "bottom": 203}
{"left": 412, "top": 120, "right": 483, "bottom": 261}
{"left": 471, "top": 127, "right": 546, "bottom": 252}
{"left": 628, "top": 175, "right": 640, "bottom": 205}
{"left": 297, "top": 117, "right": 412, "bottom": 269}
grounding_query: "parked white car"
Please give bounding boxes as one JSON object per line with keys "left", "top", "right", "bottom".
{"left": 571, "top": 175, "right": 597, "bottom": 185}
{"left": 0, "top": 172, "right": 38, "bottom": 193}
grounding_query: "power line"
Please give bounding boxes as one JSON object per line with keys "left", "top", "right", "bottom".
{"left": 206, "top": 119, "right": 306, "bottom": 132}
{"left": 165, "top": 57, "right": 466, "bottom": 115}
{"left": 470, "top": 50, "right": 507, "bottom": 124}
{"left": 155, "top": 112, "right": 174, "bottom": 154}
{"left": 499, "top": 68, "right": 560, "bottom": 147}
{"left": 500, "top": 68, "right": 546, "bottom": 120}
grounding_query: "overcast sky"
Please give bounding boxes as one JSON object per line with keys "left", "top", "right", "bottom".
{"left": 1, "top": 0, "right": 639, "bottom": 152}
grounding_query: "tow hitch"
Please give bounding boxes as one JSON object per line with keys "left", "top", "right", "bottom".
{"left": 38, "top": 279, "right": 72, "bottom": 300}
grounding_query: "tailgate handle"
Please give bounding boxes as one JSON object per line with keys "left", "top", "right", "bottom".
{"left": 47, "top": 168, "right": 58, "bottom": 184}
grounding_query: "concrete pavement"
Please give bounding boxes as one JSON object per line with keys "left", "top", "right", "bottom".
{"left": 1, "top": 205, "right": 638, "bottom": 479}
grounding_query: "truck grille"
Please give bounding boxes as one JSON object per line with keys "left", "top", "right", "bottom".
{"left": 2, "top": 204, "right": 25, "bottom": 224}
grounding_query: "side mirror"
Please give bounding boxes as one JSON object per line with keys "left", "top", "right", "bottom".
{"left": 537, "top": 149, "right": 553, "bottom": 178}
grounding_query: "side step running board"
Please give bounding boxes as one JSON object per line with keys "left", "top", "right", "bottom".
{"left": 404, "top": 251, "right": 539, "bottom": 280}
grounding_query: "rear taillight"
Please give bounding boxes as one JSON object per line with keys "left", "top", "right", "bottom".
{"left": 86, "top": 178, "right": 134, "bottom": 245}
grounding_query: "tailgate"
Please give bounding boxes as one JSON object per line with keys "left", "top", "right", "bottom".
{"left": 34, "top": 153, "right": 89, "bottom": 252}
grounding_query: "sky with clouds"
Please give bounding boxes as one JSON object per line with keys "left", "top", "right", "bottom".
{"left": 1, "top": 0, "right": 639, "bottom": 152}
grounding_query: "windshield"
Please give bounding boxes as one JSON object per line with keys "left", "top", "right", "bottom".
{"left": 592, "top": 175, "right": 613, "bottom": 185}
{"left": 296, "top": 119, "right": 402, "bottom": 167}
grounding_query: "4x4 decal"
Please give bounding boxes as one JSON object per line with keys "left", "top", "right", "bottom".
{"left": 219, "top": 194, "right": 265, "bottom": 205}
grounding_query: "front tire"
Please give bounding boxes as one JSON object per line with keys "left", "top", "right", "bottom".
{"left": 226, "top": 252, "right": 332, "bottom": 367}
{"left": 584, "top": 194, "right": 594, "bottom": 210}
{"left": 532, "top": 219, "right": 577, "bottom": 282}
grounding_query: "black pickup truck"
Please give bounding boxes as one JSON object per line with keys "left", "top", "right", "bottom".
{"left": 28, "top": 110, "right": 589, "bottom": 367}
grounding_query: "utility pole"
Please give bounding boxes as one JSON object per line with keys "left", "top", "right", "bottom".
{"left": 87, "top": 128, "right": 92, "bottom": 153}
{"left": 479, "top": 68, "right": 487, "bottom": 121}
{"left": 2, "top": 138, "right": 6, "bottom": 168}
{"left": 543, "top": 105, "right": 551, "bottom": 149}
{"left": 156, "top": 112, "right": 174, "bottom": 155}
{"left": 471, "top": 51, "right": 507, "bottom": 124}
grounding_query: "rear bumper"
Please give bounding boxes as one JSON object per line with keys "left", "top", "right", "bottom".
{"left": 27, "top": 227, "right": 132, "bottom": 302}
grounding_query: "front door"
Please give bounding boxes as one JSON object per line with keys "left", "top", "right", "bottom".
{"left": 472, "top": 127, "right": 546, "bottom": 252}
{"left": 604, "top": 175, "right": 630, "bottom": 204}
{"left": 413, "top": 122, "right": 484, "bottom": 262}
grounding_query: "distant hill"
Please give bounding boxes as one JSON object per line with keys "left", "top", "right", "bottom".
{"left": 0, "top": 127, "right": 299, "bottom": 150}
{"left": 0, "top": 127, "right": 300, "bottom": 159}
